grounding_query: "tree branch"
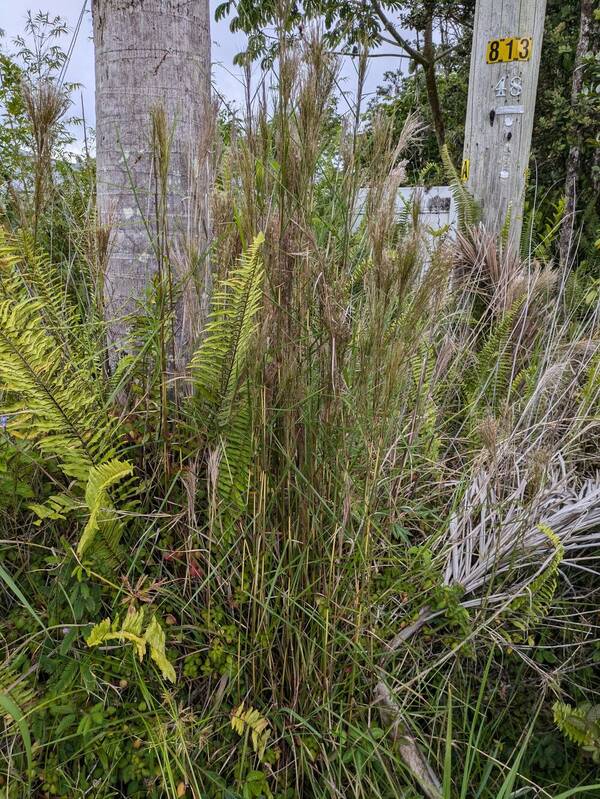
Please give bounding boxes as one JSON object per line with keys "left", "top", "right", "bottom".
{"left": 434, "top": 43, "right": 461, "bottom": 63}
{"left": 371, "top": 0, "right": 427, "bottom": 66}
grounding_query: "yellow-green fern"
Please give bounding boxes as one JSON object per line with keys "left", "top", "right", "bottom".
{"left": 2, "top": 230, "right": 100, "bottom": 369}
{"left": 554, "top": 701, "right": 600, "bottom": 762}
{"left": 0, "top": 230, "right": 134, "bottom": 566}
{"left": 77, "top": 458, "right": 134, "bottom": 558}
{"left": 0, "top": 663, "right": 35, "bottom": 779}
{"left": 504, "top": 524, "right": 564, "bottom": 638}
{"left": 440, "top": 144, "right": 478, "bottom": 233}
{"left": 0, "top": 231, "right": 119, "bottom": 482}
{"left": 231, "top": 702, "right": 272, "bottom": 761}
{"left": 190, "top": 232, "right": 265, "bottom": 521}
{"left": 86, "top": 608, "right": 175, "bottom": 683}
{"left": 0, "top": 663, "right": 36, "bottom": 722}
{"left": 466, "top": 295, "right": 526, "bottom": 422}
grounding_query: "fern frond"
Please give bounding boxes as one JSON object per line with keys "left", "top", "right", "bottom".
{"left": 191, "top": 233, "right": 265, "bottom": 523}
{"left": 86, "top": 608, "right": 175, "bottom": 683}
{"left": 0, "top": 232, "right": 120, "bottom": 483}
{"left": 554, "top": 701, "right": 600, "bottom": 753}
{"left": 499, "top": 205, "right": 512, "bottom": 252}
{"left": 440, "top": 145, "right": 478, "bottom": 233}
{"left": 215, "top": 396, "right": 253, "bottom": 515}
{"left": 191, "top": 232, "right": 265, "bottom": 418}
{"left": 504, "top": 523, "right": 564, "bottom": 636}
{"left": 509, "top": 360, "right": 540, "bottom": 405}
{"left": 77, "top": 459, "right": 134, "bottom": 558}
{"left": 466, "top": 295, "right": 526, "bottom": 419}
{"left": 0, "top": 297, "right": 95, "bottom": 477}
{"left": 0, "top": 229, "right": 101, "bottom": 373}
{"left": 348, "top": 256, "right": 373, "bottom": 301}
{"left": 0, "top": 232, "right": 135, "bottom": 567}
{"left": 231, "top": 702, "right": 272, "bottom": 761}
{"left": 521, "top": 197, "right": 566, "bottom": 261}
{"left": 0, "top": 664, "right": 37, "bottom": 723}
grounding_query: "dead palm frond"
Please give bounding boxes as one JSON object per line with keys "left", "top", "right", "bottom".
{"left": 443, "top": 449, "right": 600, "bottom": 601}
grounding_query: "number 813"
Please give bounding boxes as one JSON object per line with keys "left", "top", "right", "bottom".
{"left": 486, "top": 37, "right": 532, "bottom": 63}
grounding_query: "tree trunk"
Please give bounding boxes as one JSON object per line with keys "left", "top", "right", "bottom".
{"left": 558, "top": 0, "right": 593, "bottom": 268}
{"left": 92, "top": 0, "right": 212, "bottom": 371}
{"left": 371, "top": 0, "right": 446, "bottom": 155}
{"left": 422, "top": 17, "right": 445, "bottom": 151}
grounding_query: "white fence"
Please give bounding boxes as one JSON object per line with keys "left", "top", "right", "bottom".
{"left": 354, "top": 185, "right": 457, "bottom": 257}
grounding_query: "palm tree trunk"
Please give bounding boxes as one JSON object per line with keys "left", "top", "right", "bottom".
{"left": 92, "top": 0, "right": 212, "bottom": 370}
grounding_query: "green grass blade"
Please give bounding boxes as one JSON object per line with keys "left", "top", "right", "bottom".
{"left": 0, "top": 562, "right": 45, "bottom": 631}
{"left": 0, "top": 691, "right": 33, "bottom": 783}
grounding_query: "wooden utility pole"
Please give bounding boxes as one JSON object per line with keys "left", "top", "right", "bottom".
{"left": 462, "top": 0, "right": 547, "bottom": 252}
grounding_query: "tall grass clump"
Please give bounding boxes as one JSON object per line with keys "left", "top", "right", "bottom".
{"left": 1, "top": 31, "right": 600, "bottom": 799}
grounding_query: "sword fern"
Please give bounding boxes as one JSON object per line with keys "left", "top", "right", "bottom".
{"left": 0, "top": 230, "right": 133, "bottom": 564}
{"left": 190, "top": 232, "right": 265, "bottom": 523}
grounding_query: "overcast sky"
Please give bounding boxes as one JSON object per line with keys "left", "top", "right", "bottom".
{"left": 1, "top": 1, "right": 403, "bottom": 142}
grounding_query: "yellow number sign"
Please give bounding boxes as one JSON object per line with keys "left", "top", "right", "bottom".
{"left": 461, "top": 159, "right": 470, "bottom": 182}
{"left": 486, "top": 37, "right": 532, "bottom": 63}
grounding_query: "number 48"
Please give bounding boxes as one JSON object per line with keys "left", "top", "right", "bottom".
{"left": 495, "top": 75, "right": 523, "bottom": 98}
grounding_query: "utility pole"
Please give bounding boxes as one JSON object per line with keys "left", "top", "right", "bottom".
{"left": 462, "top": 0, "right": 547, "bottom": 252}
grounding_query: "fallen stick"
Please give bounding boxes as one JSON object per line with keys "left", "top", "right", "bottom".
{"left": 373, "top": 680, "right": 443, "bottom": 799}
